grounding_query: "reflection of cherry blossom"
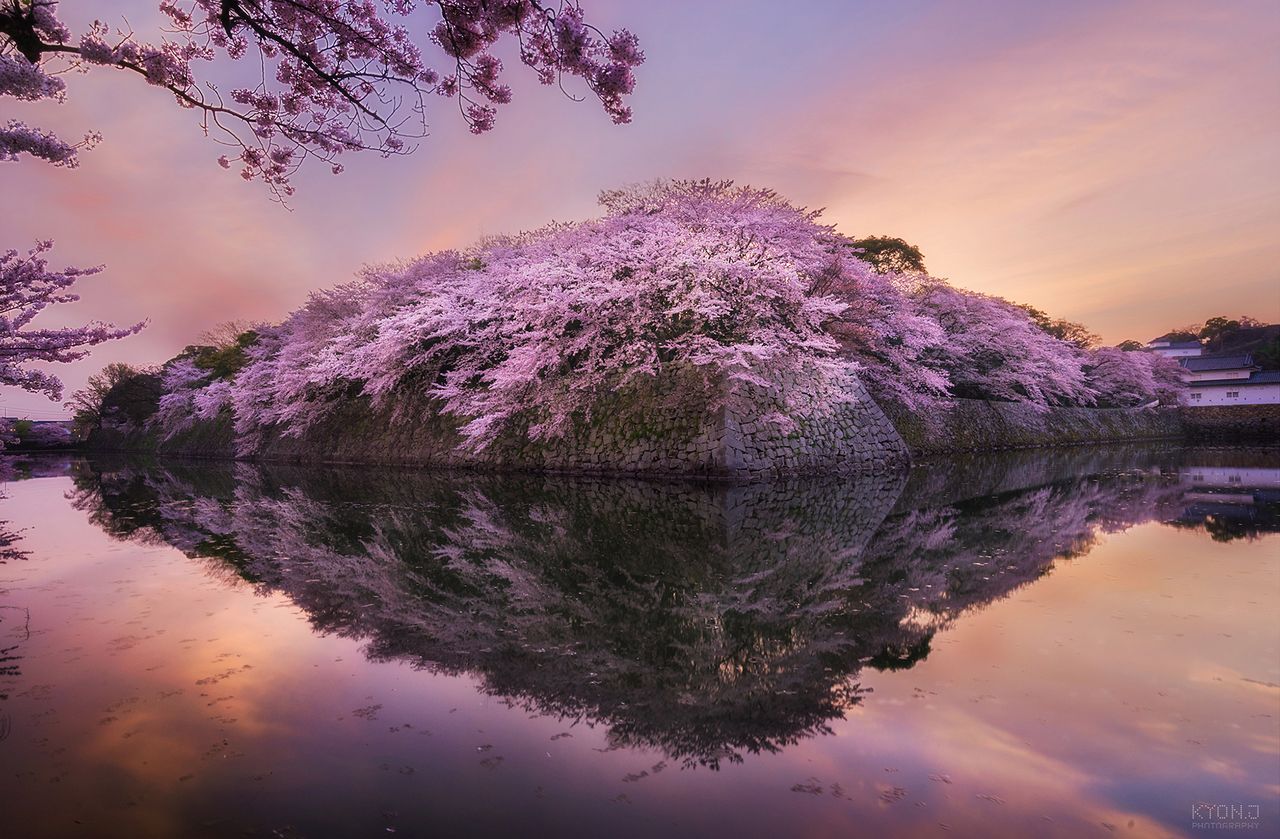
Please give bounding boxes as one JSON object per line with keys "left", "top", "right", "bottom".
{"left": 67, "top": 447, "right": 1206, "bottom": 767}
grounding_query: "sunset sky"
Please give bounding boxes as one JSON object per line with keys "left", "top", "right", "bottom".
{"left": 4, "top": 0, "right": 1279, "bottom": 418}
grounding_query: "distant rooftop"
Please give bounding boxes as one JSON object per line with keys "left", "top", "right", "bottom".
{"left": 1187, "top": 370, "right": 1280, "bottom": 388}
{"left": 1152, "top": 340, "right": 1204, "bottom": 350}
{"left": 1179, "top": 354, "right": 1255, "bottom": 372}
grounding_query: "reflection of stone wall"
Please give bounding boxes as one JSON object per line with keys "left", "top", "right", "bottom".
{"left": 1181, "top": 404, "right": 1280, "bottom": 441}
{"left": 892, "top": 444, "right": 1188, "bottom": 512}
{"left": 92, "top": 370, "right": 910, "bottom": 479}
{"left": 884, "top": 398, "right": 1183, "bottom": 455}
{"left": 70, "top": 457, "right": 912, "bottom": 767}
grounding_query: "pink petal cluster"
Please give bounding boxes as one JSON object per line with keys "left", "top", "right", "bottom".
{"left": 0, "top": 241, "right": 143, "bottom": 400}
{"left": 0, "top": 53, "right": 63, "bottom": 99}
{"left": 830, "top": 268, "right": 1184, "bottom": 411}
{"left": 2, "top": 1, "right": 642, "bottom": 197}
{"left": 0, "top": 119, "right": 83, "bottom": 165}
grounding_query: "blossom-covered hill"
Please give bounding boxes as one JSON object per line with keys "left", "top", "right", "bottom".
{"left": 77, "top": 180, "right": 1183, "bottom": 460}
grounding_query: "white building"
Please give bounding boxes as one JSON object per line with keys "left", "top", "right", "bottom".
{"left": 1147, "top": 336, "right": 1204, "bottom": 358}
{"left": 1181, "top": 354, "right": 1255, "bottom": 382}
{"left": 1176, "top": 466, "right": 1280, "bottom": 490}
{"left": 1179, "top": 353, "right": 1280, "bottom": 406}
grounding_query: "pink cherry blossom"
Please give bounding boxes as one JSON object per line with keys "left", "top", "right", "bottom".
{"left": 1, "top": 240, "right": 144, "bottom": 400}
{"left": 2, "top": 0, "right": 643, "bottom": 197}
{"left": 1085, "top": 346, "right": 1184, "bottom": 407}
{"left": 224, "top": 180, "right": 859, "bottom": 451}
{"left": 140, "top": 180, "right": 1184, "bottom": 449}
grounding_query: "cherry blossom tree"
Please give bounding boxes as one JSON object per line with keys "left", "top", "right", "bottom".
{"left": 225, "top": 180, "right": 859, "bottom": 450}
{"left": 1, "top": 418, "right": 72, "bottom": 447}
{"left": 137, "top": 179, "right": 1183, "bottom": 449}
{"left": 1, "top": 0, "right": 643, "bottom": 196}
{"left": 825, "top": 271, "right": 1104, "bottom": 410}
{"left": 2, "top": 3, "right": 640, "bottom": 413}
{"left": 1084, "top": 346, "right": 1184, "bottom": 407}
{"left": 816, "top": 264, "right": 951, "bottom": 411}
{"left": 849, "top": 283, "right": 1184, "bottom": 409}
{"left": 151, "top": 357, "right": 235, "bottom": 437}
{"left": 819, "top": 236, "right": 1182, "bottom": 410}
{"left": 905, "top": 280, "right": 1096, "bottom": 407}
{"left": 1, "top": 240, "right": 143, "bottom": 401}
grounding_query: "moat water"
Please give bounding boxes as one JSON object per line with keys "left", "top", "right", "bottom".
{"left": 1, "top": 447, "right": 1277, "bottom": 838}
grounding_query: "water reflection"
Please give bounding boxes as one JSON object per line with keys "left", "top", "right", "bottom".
{"left": 1, "top": 459, "right": 39, "bottom": 733}
{"left": 2, "top": 453, "right": 67, "bottom": 565}
{"left": 1165, "top": 463, "right": 1280, "bottom": 542}
{"left": 58, "top": 446, "right": 1279, "bottom": 769}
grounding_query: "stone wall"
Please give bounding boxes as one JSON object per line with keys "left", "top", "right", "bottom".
{"left": 87, "top": 376, "right": 1220, "bottom": 477}
{"left": 719, "top": 376, "right": 907, "bottom": 477}
{"left": 1180, "top": 404, "right": 1280, "bottom": 441}
{"left": 260, "top": 371, "right": 910, "bottom": 478}
{"left": 88, "top": 412, "right": 236, "bottom": 459}
{"left": 883, "top": 398, "right": 1183, "bottom": 456}
{"left": 91, "top": 370, "right": 910, "bottom": 480}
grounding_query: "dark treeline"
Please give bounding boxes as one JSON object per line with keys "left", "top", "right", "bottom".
{"left": 1137, "top": 316, "right": 1280, "bottom": 366}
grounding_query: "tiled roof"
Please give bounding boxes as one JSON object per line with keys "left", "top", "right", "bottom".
{"left": 1149, "top": 333, "right": 1201, "bottom": 345}
{"left": 1188, "top": 370, "right": 1280, "bottom": 388}
{"left": 1180, "top": 354, "right": 1254, "bottom": 372}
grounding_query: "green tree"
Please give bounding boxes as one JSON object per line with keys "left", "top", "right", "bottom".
{"left": 846, "top": 236, "right": 927, "bottom": 274}
{"left": 1015, "top": 304, "right": 1100, "bottom": 350}
{"left": 98, "top": 371, "right": 164, "bottom": 429}
{"left": 1199, "top": 316, "right": 1242, "bottom": 350}
{"left": 65, "top": 363, "right": 145, "bottom": 437}
{"left": 1116, "top": 340, "right": 1146, "bottom": 351}
{"left": 174, "top": 322, "right": 264, "bottom": 382}
{"left": 1254, "top": 335, "right": 1280, "bottom": 370}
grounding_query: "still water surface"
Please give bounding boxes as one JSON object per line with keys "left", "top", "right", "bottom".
{"left": 1, "top": 447, "right": 1277, "bottom": 838}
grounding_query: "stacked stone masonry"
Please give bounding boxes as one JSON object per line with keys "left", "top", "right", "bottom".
{"left": 1180, "top": 404, "right": 1280, "bottom": 441}
{"left": 90, "top": 373, "right": 1215, "bottom": 478}
{"left": 93, "top": 371, "right": 911, "bottom": 480}
{"left": 883, "top": 398, "right": 1184, "bottom": 455}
